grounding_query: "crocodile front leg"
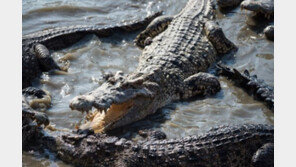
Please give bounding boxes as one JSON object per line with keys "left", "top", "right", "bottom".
{"left": 134, "top": 15, "right": 174, "bottom": 48}
{"left": 205, "top": 21, "right": 238, "bottom": 55}
{"left": 176, "top": 21, "right": 237, "bottom": 100}
{"left": 181, "top": 72, "right": 221, "bottom": 99}
{"left": 34, "top": 44, "right": 61, "bottom": 72}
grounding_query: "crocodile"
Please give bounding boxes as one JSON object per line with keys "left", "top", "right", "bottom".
{"left": 22, "top": 12, "right": 162, "bottom": 89}
{"left": 240, "top": 0, "right": 274, "bottom": 19}
{"left": 216, "top": 63, "right": 274, "bottom": 111}
{"left": 22, "top": 87, "right": 51, "bottom": 128}
{"left": 22, "top": 0, "right": 274, "bottom": 166}
{"left": 22, "top": 86, "right": 274, "bottom": 166}
{"left": 22, "top": 87, "right": 50, "bottom": 148}
{"left": 217, "top": 0, "right": 274, "bottom": 41}
{"left": 23, "top": 108, "right": 274, "bottom": 167}
{"left": 217, "top": 0, "right": 274, "bottom": 17}
{"left": 69, "top": 0, "right": 238, "bottom": 134}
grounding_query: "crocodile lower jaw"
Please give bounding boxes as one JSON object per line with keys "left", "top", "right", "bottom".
{"left": 80, "top": 100, "right": 133, "bottom": 133}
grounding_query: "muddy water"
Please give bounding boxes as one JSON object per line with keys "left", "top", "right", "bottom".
{"left": 23, "top": 0, "right": 273, "bottom": 166}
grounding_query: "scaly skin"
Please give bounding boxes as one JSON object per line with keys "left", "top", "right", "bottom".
{"left": 22, "top": 12, "right": 162, "bottom": 88}
{"left": 22, "top": 87, "right": 50, "bottom": 149}
{"left": 22, "top": 88, "right": 273, "bottom": 166}
{"left": 241, "top": 0, "right": 274, "bottom": 18}
{"left": 22, "top": 1, "right": 274, "bottom": 165}
{"left": 22, "top": 10, "right": 163, "bottom": 149}
{"left": 217, "top": 63, "right": 274, "bottom": 111}
{"left": 217, "top": 0, "right": 274, "bottom": 41}
{"left": 70, "top": 0, "right": 237, "bottom": 133}
{"left": 57, "top": 124, "right": 273, "bottom": 167}
{"left": 22, "top": 87, "right": 51, "bottom": 127}
{"left": 217, "top": 0, "right": 274, "bottom": 17}
{"left": 22, "top": 12, "right": 163, "bottom": 51}
{"left": 23, "top": 117, "right": 274, "bottom": 167}
{"left": 134, "top": 15, "right": 174, "bottom": 48}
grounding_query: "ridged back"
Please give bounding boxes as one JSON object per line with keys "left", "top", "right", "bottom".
{"left": 138, "top": 0, "right": 217, "bottom": 77}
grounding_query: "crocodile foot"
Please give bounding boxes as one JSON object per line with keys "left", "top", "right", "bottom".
{"left": 134, "top": 15, "right": 173, "bottom": 48}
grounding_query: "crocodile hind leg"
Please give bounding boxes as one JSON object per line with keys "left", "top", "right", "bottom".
{"left": 252, "top": 143, "right": 274, "bottom": 167}
{"left": 134, "top": 15, "right": 174, "bottom": 48}
{"left": 181, "top": 72, "right": 221, "bottom": 99}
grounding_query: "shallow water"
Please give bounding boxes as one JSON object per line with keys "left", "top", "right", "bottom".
{"left": 23, "top": 0, "right": 273, "bottom": 166}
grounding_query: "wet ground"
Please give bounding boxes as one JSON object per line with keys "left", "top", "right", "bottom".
{"left": 22, "top": 0, "right": 273, "bottom": 166}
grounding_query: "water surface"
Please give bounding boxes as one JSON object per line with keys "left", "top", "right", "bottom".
{"left": 23, "top": 0, "right": 273, "bottom": 166}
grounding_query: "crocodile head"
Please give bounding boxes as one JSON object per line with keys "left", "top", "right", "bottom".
{"left": 241, "top": 0, "right": 274, "bottom": 19}
{"left": 70, "top": 71, "right": 159, "bottom": 133}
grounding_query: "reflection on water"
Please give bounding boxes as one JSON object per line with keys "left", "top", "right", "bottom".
{"left": 23, "top": 0, "right": 273, "bottom": 166}
{"left": 22, "top": 0, "right": 188, "bottom": 35}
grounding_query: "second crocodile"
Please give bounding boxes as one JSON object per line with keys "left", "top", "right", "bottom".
{"left": 217, "top": 0, "right": 274, "bottom": 41}
{"left": 217, "top": 63, "right": 274, "bottom": 110}
{"left": 22, "top": 12, "right": 162, "bottom": 88}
